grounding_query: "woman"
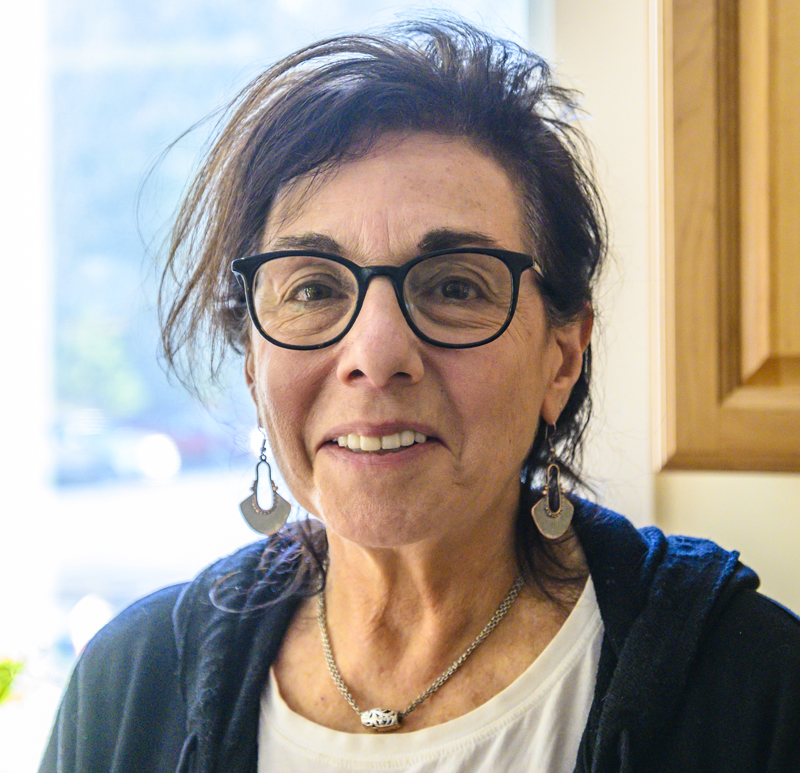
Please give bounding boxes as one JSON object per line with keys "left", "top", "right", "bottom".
{"left": 41, "top": 20, "right": 800, "bottom": 773}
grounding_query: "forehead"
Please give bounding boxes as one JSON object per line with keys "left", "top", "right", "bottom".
{"left": 262, "top": 132, "right": 527, "bottom": 258}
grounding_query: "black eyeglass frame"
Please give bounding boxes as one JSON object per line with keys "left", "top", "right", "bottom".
{"left": 231, "top": 247, "right": 541, "bottom": 351}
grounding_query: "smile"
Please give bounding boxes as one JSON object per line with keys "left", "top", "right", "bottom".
{"left": 334, "top": 430, "right": 428, "bottom": 452}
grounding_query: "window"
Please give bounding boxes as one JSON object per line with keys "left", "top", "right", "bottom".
{"left": 2, "top": 1, "right": 529, "bottom": 768}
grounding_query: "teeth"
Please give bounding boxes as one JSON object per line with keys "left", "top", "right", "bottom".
{"left": 381, "top": 433, "right": 401, "bottom": 450}
{"left": 360, "top": 436, "right": 381, "bottom": 452}
{"left": 334, "top": 430, "right": 428, "bottom": 452}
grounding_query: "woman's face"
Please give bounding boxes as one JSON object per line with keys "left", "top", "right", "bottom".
{"left": 246, "top": 132, "right": 588, "bottom": 550}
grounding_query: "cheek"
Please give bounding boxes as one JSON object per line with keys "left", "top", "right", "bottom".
{"left": 248, "top": 346, "right": 324, "bottom": 456}
{"left": 441, "top": 340, "right": 545, "bottom": 444}
{"left": 486, "top": 333, "right": 553, "bottom": 443}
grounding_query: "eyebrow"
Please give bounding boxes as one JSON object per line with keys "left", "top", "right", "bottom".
{"left": 416, "top": 228, "right": 501, "bottom": 253}
{"left": 270, "top": 228, "right": 503, "bottom": 257}
{"left": 270, "top": 233, "right": 343, "bottom": 253}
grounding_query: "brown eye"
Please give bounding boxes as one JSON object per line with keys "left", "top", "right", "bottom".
{"left": 439, "top": 279, "right": 477, "bottom": 301}
{"left": 294, "top": 283, "right": 334, "bottom": 302}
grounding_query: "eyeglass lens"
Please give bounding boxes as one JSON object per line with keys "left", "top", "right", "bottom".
{"left": 251, "top": 252, "right": 515, "bottom": 347}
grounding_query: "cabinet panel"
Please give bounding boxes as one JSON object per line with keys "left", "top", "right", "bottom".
{"left": 659, "top": 0, "right": 800, "bottom": 470}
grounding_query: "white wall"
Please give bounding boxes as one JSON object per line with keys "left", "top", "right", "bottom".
{"left": 545, "top": 0, "right": 655, "bottom": 526}
{"left": 657, "top": 472, "right": 800, "bottom": 612}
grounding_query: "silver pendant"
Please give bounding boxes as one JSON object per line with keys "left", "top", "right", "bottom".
{"left": 360, "top": 708, "right": 401, "bottom": 731}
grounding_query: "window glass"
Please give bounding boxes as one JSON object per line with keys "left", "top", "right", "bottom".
{"left": 51, "top": 0, "right": 528, "bottom": 487}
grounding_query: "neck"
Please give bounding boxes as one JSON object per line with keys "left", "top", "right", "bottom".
{"left": 271, "top": 510, "right": 588, "bottom": 733}
{"left": 326, "top": 513, "right": 518, "bottom": 621}
{"left": 317, "top": 515, "right": 527, "bottom": 703}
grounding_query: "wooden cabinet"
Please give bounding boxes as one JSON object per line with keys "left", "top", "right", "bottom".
{"left": 657, "top": 0, "right": 800, "bottom": 470}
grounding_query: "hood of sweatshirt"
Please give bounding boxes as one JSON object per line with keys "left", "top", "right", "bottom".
{"left": 572, "top": 501, "right": 759, "bottom": 772}
{"left": 172, "top": 534, "right": 302, "bottom": 772}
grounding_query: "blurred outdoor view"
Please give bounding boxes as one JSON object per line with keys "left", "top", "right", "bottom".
{"left": 1, "top": 0, "right": 528, "bottom": 770}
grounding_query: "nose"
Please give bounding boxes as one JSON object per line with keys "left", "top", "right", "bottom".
{"left": 335, "top": 277, "right": 424, "bottom": 388}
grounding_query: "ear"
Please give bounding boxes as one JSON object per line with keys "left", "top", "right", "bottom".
{"left": 244, "top": 348, "right": 269, "bottom": 431}
{"left": 244, "top": 348, "right": 258, "bottom": 403}
{"left": 540, "top": 304, "right": 593, "bottom": 426}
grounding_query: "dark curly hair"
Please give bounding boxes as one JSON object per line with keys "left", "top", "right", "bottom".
{"left": 160, "top": 18, "right": 606, "bottom": 596}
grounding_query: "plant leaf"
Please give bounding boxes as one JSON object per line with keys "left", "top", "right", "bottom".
{"left": 0, "top": 659, "right": 24, "bottom": 706}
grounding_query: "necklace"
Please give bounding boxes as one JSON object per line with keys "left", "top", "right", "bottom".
{"left": 316, "top": 574, "right": 525, "bottom": 732}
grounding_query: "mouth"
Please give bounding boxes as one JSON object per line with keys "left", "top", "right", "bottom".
{"left": 330, "top": 430, "right": 430, "bottom": 454}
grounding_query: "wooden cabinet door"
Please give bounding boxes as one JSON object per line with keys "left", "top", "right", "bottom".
{"left": 659, "top": 0, "right": 800, "bottom": 470}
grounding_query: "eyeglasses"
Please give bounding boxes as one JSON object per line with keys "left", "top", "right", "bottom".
{"left": 231, "top": 247, "right": 541, "bottom": 350}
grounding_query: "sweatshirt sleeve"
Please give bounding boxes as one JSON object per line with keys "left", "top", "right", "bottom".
{"left": 39, "top": 584, "right": 189, "bottom": 773}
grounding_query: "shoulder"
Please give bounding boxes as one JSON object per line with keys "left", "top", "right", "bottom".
{"left": 75, "top": 583, "right": 189, "bottom": 718}
{"left": 658, "top": 590, "right": 800, "bottom": 772}
{"left": 82, "top": 583, "right": 185, "bottom": 663}
{"left": 40, "top": 584, "right": 190, "bottom": 773}
{"left": 573, "top": 502, "right": 800, "bottom": 771}
{"left": 699, "top": 587, "right": 800, "bottom": 691}
{"left": 78, "top": 538, "right": 272, "bottom": 666}
{"left": 76, "top": 534, "right": 303, "bottom": 684}
{"left": 40, "top": 541, "right": 277, "bottom": 773}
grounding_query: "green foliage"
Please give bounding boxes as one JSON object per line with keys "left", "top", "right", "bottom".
{"left": 0, "top": 659, "right": 24, "bottom": 705}
{"left": 57, "top": 312, "right": 148, "bottom": 417}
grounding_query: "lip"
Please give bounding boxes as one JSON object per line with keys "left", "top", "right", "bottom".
{"left": 318, "top": 421, "right": 442, "bottom": 451}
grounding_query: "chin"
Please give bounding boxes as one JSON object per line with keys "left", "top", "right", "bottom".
{"left": 318, "top": 497, "right": 441, "bottom": 550}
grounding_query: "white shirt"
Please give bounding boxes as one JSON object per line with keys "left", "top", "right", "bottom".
{"left": 259, "top": 578, "right": 603, "bottom": 772}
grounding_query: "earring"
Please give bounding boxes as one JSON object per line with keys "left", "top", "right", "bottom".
{"left": 531, "top": 425, "right": 574, "bottom": 539}
{"left": 239, "top": 434, "right": 291, "bottom": 535}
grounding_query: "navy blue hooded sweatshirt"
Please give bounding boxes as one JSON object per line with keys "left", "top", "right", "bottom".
{"left": 40, "top": 503, "right": 800, "bottom": 772}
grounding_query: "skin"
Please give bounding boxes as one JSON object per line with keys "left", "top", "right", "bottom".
{"left": 245, "top": 132, "right": 592, "bottom": 732}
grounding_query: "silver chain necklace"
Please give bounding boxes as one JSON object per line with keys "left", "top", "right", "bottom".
{"left": 316, "top": 574, "right": 525, "bottom": 732}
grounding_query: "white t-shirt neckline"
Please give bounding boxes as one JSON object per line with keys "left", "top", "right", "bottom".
{"left": 259, "top": 577, "right": 603, "bottom": 771}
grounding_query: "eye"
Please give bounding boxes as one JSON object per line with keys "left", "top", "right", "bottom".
{"left": 280, "top": 269, "right": 351, "bottom": 306}
{"left": 292, "top": 282, "right": 336, "bottom": 302}
{"left": 406, "top": 254, "right": 502, "bottom": 307}
{"left": 438, "top": 278, "right": 479, "bottom": 301}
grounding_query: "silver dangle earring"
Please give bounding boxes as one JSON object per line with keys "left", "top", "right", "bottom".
{"left": 531, "top": 425, "right": 574, "bottom": 539}
{"left": 239, "top": 433, "right": 291, "bottom": 535}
